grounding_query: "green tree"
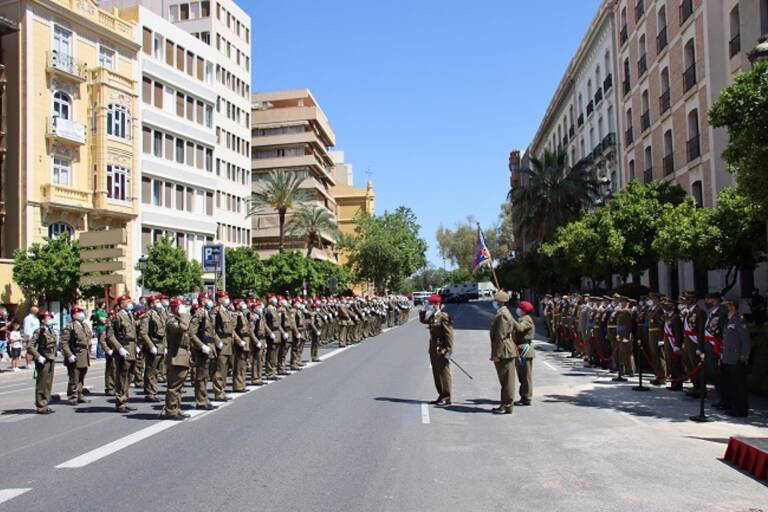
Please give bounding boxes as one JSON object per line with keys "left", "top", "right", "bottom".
{"left": 345, "top": 207, "right": 427, "bottom": 293}
{"left": 709, "top": 60, "right": 768, "bottom": 218}
{"left": 435, "top": 217, "right": 483, "bottom": 272}
{"left": 653, "top": 198, "right": 720, "bottom": 277}
{"left": 508, "top": 148, "right": 600, "bottom": 245}
{"left": 13, "top": 234, "right": 81, "bottom": 305}
{"left": 308, "top": 259, "right": 353, "bottom": 295}
{"left": 263, "top": 250, "right": 310, "bottom": 296}
{"left": 225, "top": 246, "right": 268, "bottom": 298}
{"left": 286, "top": 204, "right": 340, "bottom": 258}
{"left": 139, "top": 237, "right": 202, "bottom": 296}
{"left": 249, "top": 170, "right": 308, "bottom": 252}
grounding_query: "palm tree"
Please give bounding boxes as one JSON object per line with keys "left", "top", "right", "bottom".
{"left": 286, "top": 204, "right": 340, "bottom": 258}
{"left": 248, "top": 170, "right": 308, "bottom": 251}
{"left": 508, "top": 148, "right": 600, "bottom": 246}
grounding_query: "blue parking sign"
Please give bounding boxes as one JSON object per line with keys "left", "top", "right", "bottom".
{"left": 202, "top": 243, "right": 224, "bottom": 273}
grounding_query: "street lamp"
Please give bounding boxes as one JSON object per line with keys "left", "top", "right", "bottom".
{"left": 138, "top": 255, "right": 148, "bottom": 295}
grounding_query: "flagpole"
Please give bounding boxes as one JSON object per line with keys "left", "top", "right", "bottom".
{"left": 476, "top": 222, "right": 501, "bottom": 290}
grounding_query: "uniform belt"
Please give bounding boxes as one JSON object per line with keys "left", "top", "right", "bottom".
{"left": 648, "top": 328, "right": 660, "bottom": 332}
{"left": 607, "top": 325, "right": 617, "bottom": 329}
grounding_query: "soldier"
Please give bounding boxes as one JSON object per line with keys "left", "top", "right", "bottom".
{"left": 212, "top": 291, "right": 237, "bottom": 401}
{"left": 190, "top": 292, "right": 216, "bottom": 410}
{"left": 131, "top": 305, "right": 145, "bottom": 388}
{"left": 420, "top": 293, "right": 453, "bottom": 406}
{"left": 290, "top": 301, "right": 306, "bottom": 371}
{"left": 489, "top": 291, "right": 516, "bottom": 414}
{"left": 513, "top": 300, "right": 536, "bottom": 406}
{"left": 98, "top": 310, "right": 117, "bottom": 394}
{"left": 107, "top": 294, "right": 139, "bottom": 413}
{"left": 662, "top": 298, "right": 685, "bottom": 391}
{"left": 646, "top": 293, "right": 667, "bottom": 386}
{"left": 705, "top": 292, "right": 728, "bottom": 409}
{"left": 277, "top": 297, "right": 294, "bottom": 375}
{"left": 61, "top": 306, "right": 92, "bottom": 405}
{"left": 160, "top": 299, "right": 192, "bottom": 420}
{"left": 616, "top": 297, "right": 635, "bottom": 377}
{"left": 139, "top": 296, "right": 166, "bottom": 403}
{"left": 27, "top": 310, "right": 57, "bottom": 414}
{"left": 338, "top": 299, "right": 352, "bottom": 348}
{"left": 157, "top": 296, "right": 171, "bottom": 383}
{"left": 681, "top": 291, "right": 706, "bottom": 397}
{"left": 308, "top": 300, "right": 323, "bottom": 363}
{"left": 721, "top": 300, "right": 751, "bottom": 417}
{"left": 249, "top": 300, "right": 269, "bottom": 385}
{"left": 232, "top": 299, "right": 252, "bottom": 393}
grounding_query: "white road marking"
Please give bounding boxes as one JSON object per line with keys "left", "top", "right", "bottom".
{"left": 541, "top": 359, "right": 558, "bottom": 371}
{"left": 0, "top": 488, "right": 32, "bottom": 505}
{"left": 421, "top": 403, "right": 430, "bottom": 424}
{"left": 317, "top": 345, "right": 351, "bottom": 361}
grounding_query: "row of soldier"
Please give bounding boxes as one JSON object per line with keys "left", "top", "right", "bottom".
{"left": 542, "top": 290, "right": 752, "bottom": 418}
{"left": 27, "top": 293, "right": 412, "bottom": 418}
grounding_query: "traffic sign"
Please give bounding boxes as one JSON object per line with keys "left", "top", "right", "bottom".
{"left": 202, "top": 243, "right": 225, "bottom": 273}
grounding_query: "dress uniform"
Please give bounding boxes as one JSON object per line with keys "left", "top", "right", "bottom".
{"left": 232, "top": 299, "right": 252, "bottom": 392}
{"left": 616, "top": 298, "right": 635, "bottom": 377}
{"left": 513, "top": 301, "right": 536, "bottom": 406}
{"left": 264, "top": 297, "right": 283, "bottom": 379}
{"left": 108, "top": 295, "right": 139, "bottom": 412}
{"left": 98, "top": 314, "right": 116, "bottom": 394}
{"left": 420, "top": 294, "right": 453, "bottom": 406}
{"left": 646, "top": 294, "right": 667, "bottom": 386}
{"left": 249, "top": 301, "right": 269, "bottom": 385}
{"left": 308, "top": 302, "right": 323, "bottom": 362}
{"left": 681, "top": 292, "right": 707, "bottom": 397}
{"left": 290, "top": 302, "right": 306, "bottom": 370}
{"left": 26, "top": 310, "right": 57, "bottom": 414}
{"left": 212, "top": 291, "right": 237, "bottom": 400}
{"left": 338, "top": 300, "right": 352, "bottom": 347}
{"left": 662, "top": 299, "right": 685, "bottom": 391}
{"left": 139, "top": 296, "right": 166, "bottom": 402}
{"left": 490, "top": 291, "right": 516, "bottom": 414}
{"left": 190, "top": 293, "right": 216, "bottom": 410}
{"left": 61, "top": 306, "right": 92, "bottom": 404}
{"left": 161, "top": 300, "right": 192, "bottom": 420}
{"left": 720, "top": 300, "right": 751, "bottom": 417}
{"left": 278, "top": 299, "right": 294, "bottom": 374}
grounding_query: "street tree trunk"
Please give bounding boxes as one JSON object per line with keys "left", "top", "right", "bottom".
{"left": 278, "top": 209, "right": 286, "bottom": 252}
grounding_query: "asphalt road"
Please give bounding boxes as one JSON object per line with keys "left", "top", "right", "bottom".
{"left": 0, "top": 303, "right": 766, "bottom": 511}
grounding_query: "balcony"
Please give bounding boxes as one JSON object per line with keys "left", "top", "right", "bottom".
{"left": 683, "top": 63, "right": 697, "bottom": 92}
{"left": 620, "top": 24, "right": 628, "bottom": 46}
{"left": 663, "top": 152, "right": 674, "bottom": 175}
{"left": 635, "top": 1, "right": 645, "bottom": 22}
{"left": 46, "top": 51, "right": 87, "bottom": 82}
{"left": 680, "top": 0, "right": 693, "bottom": 25}
{"left": 625, "top": 127, "right": 634, "bottom": 146}
{"left": 592, "top": 144, "right": 603, "bottom": 160}
{"left": 640, "top": 110, "right": 650, "bottom": 132}
{"left": 659, "top": 89, "right": 671, "bottom": 114}
{"left": 604, "top": 73, "right": 613, "bottom": 91}
{"left": 601, "top": 132, "right": 617, "bottom": 152}
{"left": 643, "top": 167, "right": 653, "bottom": 184}
{"left": 638, "top": 54, "right": 647, "bottom": 76}
{"left": 687, "top": 134, "right": 700, "bottom": 161}
{"left": 577, "top": 113, "right": 584, "bottom": 127}
{"left": 657, "top": 27, "right": 668, "bottom": 53}
{"left": 569, "top": 125, "right": 575, "bottom": 138}
{"left": 729, "top": 33, "right": 741, "bottom": 58}
{"left": 623, "top": 78, "right": 631, "bottom": 96}
{"left": 46, "top": 116, "right": 86, "bottom": 145}
{"left": 594, "top": 88, "right": 603, "bottom": 104}
{"left": 586, "top": 100, "right": 594, "bottom": 116}
{"left": 41, "top": 183, "right": 92, "bottom": 211}
{"left": 562, "top": 134, "right": 568, "bottom": 146}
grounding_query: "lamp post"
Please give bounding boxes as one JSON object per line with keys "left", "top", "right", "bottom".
{"left": 138, "top": 255, "right": 148, "bottom": 296}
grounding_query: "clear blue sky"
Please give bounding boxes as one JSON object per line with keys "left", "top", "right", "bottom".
{"left": 247, "top": 0, "right": 602, "bottom": 266}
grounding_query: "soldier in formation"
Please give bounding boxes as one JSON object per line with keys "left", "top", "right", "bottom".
{"left": 420, "top": 293, "right": 453, "bottom": 406}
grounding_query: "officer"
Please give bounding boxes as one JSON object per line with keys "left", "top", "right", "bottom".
{"left": 308, "top": 301, "right": 323, "bottom": 362}
{"left": 27, "top": 310, "right": 57, "bottom": 414}
{"left": 264, "top": 296, "right": 283, "bottom": 379}
{"left": 108, "top": 294, "right": 139, "bottom": 413}
{"left": 661, "top": 297, "right": 685, "bottom": 391}
{"left": 420, "top": 293, "right": 453, "bottom": 406}
{"left": 721, "top": 300, "right": 751, "bottom": 417}
{"left": 160, "top": 299, "right": 192, "bottom": 420}
{"left": 278, "top": 297, "right": 294, "bottom": 375}
{"left": 513, "top": 300, "right": 536, "bottom": 406}
{"left": 338, "top": 298, "right": 352, "bottom": 348}
{"left": 290, "top": 300, "right": 306, "bottom": 371}
{"left": 139, "top": 296, "right": 166, "bottom": 402}
{"left": 190, "top": 292, "right": 215, "bottom": 410}
{"left": 249, "top": 300, "right": 269, "bottom": 385}
{"left": 212, "top": 291, "right": 237, "bottom": 401}
{"left": 681, "top": 291, "right": 706, "bottom": 397}
{"left": 157, "top": 295, "right": 171, "bottom": 383}
{"left": 61, "top": 306, "right": 92, "bottom": 405}
{"left": 232, "top": 299, "right": 252, "bottom": 392}
{"left": 489, "top": 291, "right": 516, "bottom": 414}
{"left": 98, "top": 310, "right": 117, "bottom": 394}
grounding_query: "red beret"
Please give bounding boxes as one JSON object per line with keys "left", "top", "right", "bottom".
{"left": 519, "top": 301, "right": 534, "bottom": 313}
{"left": 216, "top": 290, "right": 228, "bottom": 298}
{"left": 117, "top": 294, "right": 131, "bottom": 303}
{"left": 169, "top": 299, "right": 181, "bottom": 306}
{"left": 38, "top": 309, "right": 54, "bottom": 320}
{"left": 71, "top": 306, "right": 84, "bottom": 314}
{"left": 428, "top": 294, "right": 442, "bottom": 304}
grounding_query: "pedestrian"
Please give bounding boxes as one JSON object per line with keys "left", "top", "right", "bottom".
{"left": 0, "top": 307, "right": 7, "bottom": 368}
{"left": 705, "top": 292, "right": 729, "bottom": 409}
{"left": 7, "top": 321, "right": 23, "bottom": 371}
{"left": 26, "top": 310, "right": 56, "bottom": 414}
{"left": 91, "top": 302, "right": 108, "bottom": 359}
{"left": 160, "top": 299, "right": 192, "bottom": 420}
{"left": 23, "top": 305, "right": 40, "bottom": 369}
{"left": 419, "top": 293, "right": 453, "bottom": 406}
{"left": 513, "top": 300, "right": 536, "bottom": 406}
{"left": 489, "top": 291, "right": 516, "bottom": 414}
{"left": 721, "top": 300, "right": 751, "bottom": 417}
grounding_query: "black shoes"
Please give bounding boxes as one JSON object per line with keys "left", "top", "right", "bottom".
{"left": 493, "top": 407, "right": 512, "bottom": 415}
{"left": 144, "top": 396, "right": 161, "bottom": 403}
{"left": 77, "top": 398, "right": 91, "bottom": 404}
{"left": 513, "top": 400, "right": 531, "bottom": 406}
{"left": 37, "top": 408, "right": 55, "bottom": 415}
{"left": 160, "top": 412, "right": 190, "bottom": 421}
{"left": 116, "top": 406, "right": 137, "bottom": 413}
{"left": 195, "top": 404, "right": 217, "bottom": 410}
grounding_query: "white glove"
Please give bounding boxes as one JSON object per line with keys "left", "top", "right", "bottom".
{"left": 67, "top": 354, "right": 76, "bottom": 363}
{"left": 657, "top": 341, "right": 665, "bottom": 347}
{"left": 296, "top": 333, "right": 301, "bottom": 340}
{"left": 238, "top": 340, "right": 246, "bottom": 348}
{"left": 673, "top": 347, "right": 681, "bottom": 353}
{"left": 118, "top": 347, "right": 128, "bottom": 358}
{"left": 217, "top": 342, "right": 223, "bottom": 350}
{"left": 136, "top": 345, "right": 141, "bottom": 354}
{"left": 201, "top": 345, "right": 211, "bottom": 355}
{"left": 106, "top": 349, "right": 114, "bottom": 357}
{"left": 37, "top": 355, "right": 46, "bottom": 365}
{"left": 150, "top": 346, "right": 158, "bottom": 355}
{"left": 270, "top": 333, "right": 275, "bottom": 340}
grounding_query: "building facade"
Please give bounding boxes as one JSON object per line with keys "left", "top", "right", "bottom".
{"left": 329, "top": 150, "right": 374, "bottom": 247}
{"left": 2, "top": 0, "right": 141, "bottom": 297}
{"left": 251, "top": 88, "right": 338, "bottom": 261}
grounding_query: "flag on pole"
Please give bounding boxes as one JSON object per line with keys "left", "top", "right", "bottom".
{"left": 473, "top": 225, "right": 492, "bottom": 272}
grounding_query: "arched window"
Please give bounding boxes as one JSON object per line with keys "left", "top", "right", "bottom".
{"left": 53, "top": 91, "right": 72, "bottom": 120}
{"left": 107, "top": 104, "right": 131, "bottom": 140}
{"left": 683, "top": 38, "right": 697, "bottom": 91}
{"left": 604, "top": 50, "right": 611, "bottom": 75}
{"left": 48, "top": 222, "right": 74, "bottom": 239}
{"left": 595, "top": 65, "right": 601, "bottom": 88}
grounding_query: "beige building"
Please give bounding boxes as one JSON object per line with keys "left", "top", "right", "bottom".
{"left": 251, "top": 88, "right": 338, "bottom": 261}
{"left": 0, "top": 0, "right": 141, "bottom": 301}
{"left": 329, "top": 150, "right": 375, "bottom": 257}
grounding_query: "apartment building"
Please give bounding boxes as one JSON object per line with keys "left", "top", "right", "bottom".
{"left": 1, "top": 0, "right": 141, "bottom": 297}
{"left": 329, "top": 150, "right": 374, "bottom": 260}
{"left": 251, "top": 88, "right": 338, "bottom": 261}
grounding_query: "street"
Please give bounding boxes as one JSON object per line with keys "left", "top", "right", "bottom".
{"left": 0, "top": 302, "right": 766, "bottom": 512}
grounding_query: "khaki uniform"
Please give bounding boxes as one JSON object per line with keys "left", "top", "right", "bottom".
{"left": 308, "top": 308, "right": 322, "bottom": 361}
{"left": 250, "top": 311, "right": 269, "bottom": 384}
{"left": 490, "top": 307, "right": 517, "bottom": 410}
{"left": 290, "top": 308, "right": 305, "bottom": 370}
{"left": 107, "top": 309, "right": 139, "bottom": 410}
{"left": 646, "top": 305, "right": 667, "bottom": 384}
{"left": 98, "top": 322, "right": 116, "bottom": 393}
{"left": 616, "top": 306, "right": 635, "bottom": 376}
{"left": 278, "top": 305, "right": 294, "bottom": 374}
{"left": 27, "top": 325, "right": 57, "bottom": 412}
{"left": 190, "top": 306, "right": 215, "bottom": 407}
{"left": 512, "top": 314, "right": 535, "bottom": 403}
{"left": 163, "top": 312, "right": 191, "bottom": 416}
{"left": 420, "top": 308, "right": 453, "bottom": 402}
{"left": 338, "top": 304, "right": 352, "bottom": 347}
{"left": 139, "top": 309, "right": 166, "bottom": 400}
{"left": 60, "top": 319, "right": 92, "bottom": 402}
{"left": 265, "top": 304, "right": 284, "bottom": 379}
{"left": 212, "top": 306, "right": 237, "bottom": 399}
{"left": 232, "top": 309, "right": 252, "bottom": 392}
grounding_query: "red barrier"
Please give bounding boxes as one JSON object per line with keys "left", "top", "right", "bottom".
{"left": 724, "top": 437, "right": 768, "bottom": 480}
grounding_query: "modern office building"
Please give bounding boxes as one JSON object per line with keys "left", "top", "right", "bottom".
{"left": 251, "top": 88, "right": 338, "bottom": 261}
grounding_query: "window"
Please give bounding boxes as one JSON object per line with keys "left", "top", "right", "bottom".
{"left": 640, "top": 90, "right": 650, "bottom": 131}
{"left": 53, "top": 25, "right": 72, "bottom": 60}
{"left": 142, "top": 176, "right": 151, "bottom": 204}
{"left": 176, "top": 138, "right": 184, "bottom": 164}
{"left": 660, "top": 67, "right": 671, "bottom": 113}
{"left": 683, "top": 39, "right": 697, "bottom": 91}
{"left": 205, "top": 148, "right": 213, "bottom": 172}
{"left": 663, "top": 129, "right": 674, "bottom": 175}
{"left": 152, "top": 180, "right": 162, "bottom": 206}
{"left": 154, "top": 81, "right": 163, "bottom": 108}
{"left": 48, "top": 222, "right": 73, "bottom": 239}
{"left": 153, "top": 130, "right": 162, "bottom": 157}
{"left": 180, "top": 3, "right": 189, "bottom": 20}
{"left": 169, "top": 5, "right": 179, "bottom": 22}
{"left": 729, "top": 6, "right": 741, "bottom": 58}
{"left": 107, "top": 104, "right": 130, "bottom": 140}
{"left": 142, "top": 126, "right": 151, "bottom": 153}
{"left": 692, "top": 180, "right": 703, "bottom": 207}
{"left": 202, "top": 1, "right": 210, "bottom": 17}
{"left": 99, "top": 45, "right": 115, "bottom": 69}
{"left": 165, "top": 133, "right": 174, "bottom": 160}
{"left": 687, "top": 109, "right": 700, "bottom": 161}
{"left": 165, "top": 182, "right": 172, "bottom": 206}
{"left": 638, "top": 35, "right": 647, "bottom": 76}
{"left": 52, "top": 157, "right": 71, "bottom": 185}
{"left": 643, "top": 146, "right": 653, "bottom": 182}
{"left": 205, "top": 104, "right": 213, "bottom": 127}
{"left": 166, "top": 40, "right": 174, "bottom": 66}
{"left": 153, "top": 34, "right": 163, "bottom": 60}
{"left": 628, "top": 159, "right": 635, "bottom": 181}
{"left": 53, "top": 91, "right": 72, "bottom": 120}
{"left": 657, "top": 7, "right": 668, "bottom": 52}
{"left": 142, "top": 77, "right": 151, "bottom": 103}
{"left": 107, "top": 165, "right": 131, "bottom": 201}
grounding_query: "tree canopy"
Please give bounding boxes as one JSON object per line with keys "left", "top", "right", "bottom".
{"left": 139, "top": 236, "right": 203, "bottom": 296}
{"left": 225, "top": 246, "right": 268, "bottom": 298}
{"left": 13, "top": 234, "right": 81, "bottom": 304}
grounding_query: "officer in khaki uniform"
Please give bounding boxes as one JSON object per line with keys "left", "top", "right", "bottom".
{"left": 490, "top": 291, "right": 517, "bottom": 414}
{"left": 212, "top": 290, "right": 238, "bottom": 400}
{"left": 232, "top": 299, "right": 252, "bottom": 392}
{"left": 139, "top": 296, "right": 166, "bottom": 402}
{"left": 338, "top": 299, "right": 352, "bottom": 347}
{"left": 161, "top": 299, "right": 192, "bottom": 420}
{"left": 98, "top": 315, "right": 116, "bottom": 394}
{"left": 646, "top": 293, "right": 667, "bottom": 386}
{"left": 419, "top": 294, "right": 453, "bottom": 406}
{"left": 190, "top": 292, "right": 216, "bottom": 410}
{"left": 277, "top": 298, "right": 294, "bottom": 375}
{"left": 512, "top": 300, "right": 536, "bottom": 406}
{"left": 616, "top": 297, "right": 636, "bottom": 377}
{"left": 308, "top": 301, "right": 323, "bottom": 362}
{"left": 290, "top": 301, "right": 306, "bottom": 371}
{"left": 61, "top": 306, "right": 92, "bottom": 405}
{"left": 107, "top": 295, "right": 139, "bottom": 412}
{"left": 249, "top": 301, "right": 269, "bottom": 385}
{"left": 264, "top": 297, "right": 283, "bottom": 379}
{"left": 27, "top": 310, "right": 57, "bottom": 414}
